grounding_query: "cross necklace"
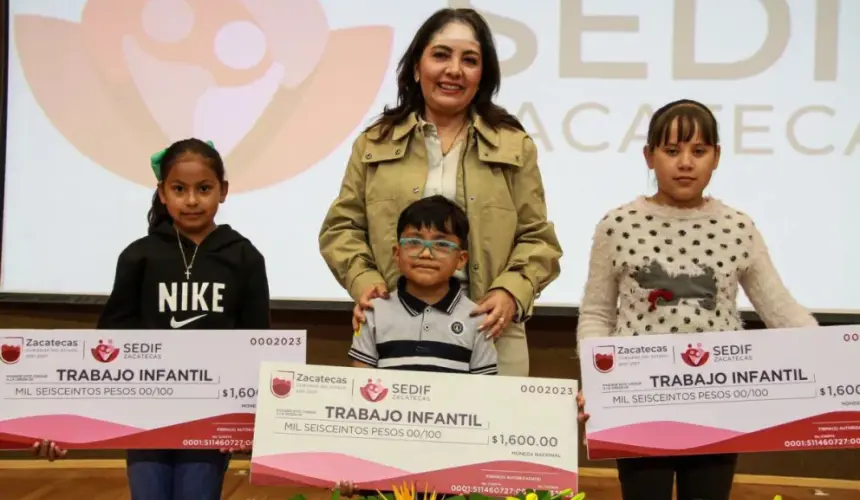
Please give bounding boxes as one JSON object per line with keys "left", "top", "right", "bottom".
{"left": 175, "top": 229, "right": 199, "bottom": 280}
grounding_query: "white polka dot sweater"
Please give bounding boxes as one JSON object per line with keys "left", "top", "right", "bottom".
{"left": 576, "top": 196, "right": 817, "bottom": 343}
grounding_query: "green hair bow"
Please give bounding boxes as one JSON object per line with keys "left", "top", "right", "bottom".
{"left": 150, "top": 140, "right": 216, "bottom": 180}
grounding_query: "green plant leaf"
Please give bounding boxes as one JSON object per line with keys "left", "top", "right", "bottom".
{"left": 288, "top": 495, "right": 308, "bottom": 500}
{"left": 331, "top": 489, "right": 341, "bottom": 500}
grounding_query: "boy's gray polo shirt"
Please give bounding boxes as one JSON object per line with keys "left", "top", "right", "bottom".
{"left": 349, "top": 278, "right": 498, "bottom": 374}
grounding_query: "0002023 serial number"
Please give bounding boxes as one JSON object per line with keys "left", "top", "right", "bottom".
{"left": 249, "top": 336, "right": 302, "bottom": 347}
{"left": 520, "top": 384, "right": 575, "bottom": 396}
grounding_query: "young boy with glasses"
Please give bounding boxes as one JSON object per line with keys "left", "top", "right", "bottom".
{"left": 348, "top": 195, "right": 498, "bottom": 375}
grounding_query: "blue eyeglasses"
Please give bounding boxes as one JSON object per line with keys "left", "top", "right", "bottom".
{"left": 399, "top": 237, "right": 461, "bottom": 257}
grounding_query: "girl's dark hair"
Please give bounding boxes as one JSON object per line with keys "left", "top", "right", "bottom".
{"left": 646, "top": 99, "right": 720, "bottom": 151}
{"left": 147, "top": 138, "right": 225, "bottom": 234}
{"left": 368, "top": 8, "right": 524, "bottom": 138}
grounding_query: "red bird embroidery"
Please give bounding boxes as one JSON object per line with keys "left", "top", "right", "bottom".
{"left": 648, "top": 289, "right": 674, "bottom": 311}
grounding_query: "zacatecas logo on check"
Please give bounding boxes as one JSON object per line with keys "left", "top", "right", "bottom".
{"left": 14, "top": 0, "right": 393, "bottom": 193}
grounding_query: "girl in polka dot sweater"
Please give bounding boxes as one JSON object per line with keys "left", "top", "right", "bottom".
{"left": 575, "top": 99, "right": 817, "bottom": 500}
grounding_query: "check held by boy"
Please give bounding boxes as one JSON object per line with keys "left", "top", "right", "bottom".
{"left": 250, "top": 198, "right": 579, "bottom": 495}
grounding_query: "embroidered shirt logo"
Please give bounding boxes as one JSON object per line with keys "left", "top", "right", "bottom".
{"left": 450, "top": 321, "right": 464, "bottom": 335}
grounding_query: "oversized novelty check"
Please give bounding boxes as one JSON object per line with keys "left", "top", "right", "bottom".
{"left": 0, "top": 329, "right": 305, "bottom": 450}
{"left": 250, "top": 363, "right": 578, "bottom": 496}
{"left": 579, "top": 325, "right": 860, "bottom": 459}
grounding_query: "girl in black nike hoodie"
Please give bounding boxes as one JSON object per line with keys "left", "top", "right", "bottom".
{"left": 34, "top": 139, "right": 271, "bottom": 500}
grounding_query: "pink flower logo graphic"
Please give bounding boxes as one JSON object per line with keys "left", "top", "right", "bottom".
{"left": 359, "top": 378, "right": 388, "bottom": 403}
{"left": 90, "top": 339, "right": 120, "bottom": 363}
{"left": 681, "top": 343, "right": 710, "bottom": 367}
{"left": 14, "top": 0, "right": 393, "bottom": 193}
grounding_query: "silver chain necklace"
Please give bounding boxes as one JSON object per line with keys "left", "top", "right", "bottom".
{"left": 175, "top": 228, "right": 200, "bottom": 280}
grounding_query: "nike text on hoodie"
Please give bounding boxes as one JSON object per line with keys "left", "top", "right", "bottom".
{"left": 97, "top": 222, "right": 271, "bottom": 330}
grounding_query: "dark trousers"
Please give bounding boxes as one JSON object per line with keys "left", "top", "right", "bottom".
{"left": 616, "top": 453, "right": 738, "bottom": 500}
{"left": 126, "top": 449, "right": 230, "bottom": 500}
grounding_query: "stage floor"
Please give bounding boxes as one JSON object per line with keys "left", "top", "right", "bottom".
{"left": 1, "top": 462, "right": 858, "bottom": 500}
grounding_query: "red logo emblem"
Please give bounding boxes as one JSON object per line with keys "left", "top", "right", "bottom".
{"left": 90, "top": 339, "right": 120, "bottom": 363}
{"left": 359, "top": 378, "right": 388, "bottom": 402}
{"left": 592, "top": 345, "right": 616, "bottom": 373}
{"left": 271, "top": 371, "right": 294, "bottom": 399}
{"left": 681, "top": 343, "right": 710, "bottom": 367}
{"left": 1, "top": 337, "right": 24, "bottom": 365}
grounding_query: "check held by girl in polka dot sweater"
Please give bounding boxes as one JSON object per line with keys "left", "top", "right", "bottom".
{"left": 575, "top": 99, "right": 817, "bottom": 500}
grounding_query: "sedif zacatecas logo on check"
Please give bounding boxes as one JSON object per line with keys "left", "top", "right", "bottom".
{"left": 14, "top": 0, "right": 393, "bottom": 193}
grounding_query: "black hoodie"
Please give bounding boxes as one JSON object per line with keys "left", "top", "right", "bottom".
{"left": 97, "top": 222, "right": 271, "bottom": 330}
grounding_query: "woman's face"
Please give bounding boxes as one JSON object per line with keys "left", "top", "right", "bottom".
{"left": 415, "top": 21, "right": 482, "bottom": 119}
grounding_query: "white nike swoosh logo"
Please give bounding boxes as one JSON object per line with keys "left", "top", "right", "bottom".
{"left": 170, "top": 314, "right": 207, "bottom": 329}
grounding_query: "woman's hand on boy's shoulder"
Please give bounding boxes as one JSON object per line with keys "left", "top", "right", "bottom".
{"left": 472, "top": 289, "right": 517, "bottom": 339}
{"left": 352, "top": 282, "right": 389, "bottom": 331}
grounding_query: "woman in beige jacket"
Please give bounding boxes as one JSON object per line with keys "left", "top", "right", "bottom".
{"left": 318, "top": 8, "right": 562, "bottom": 376}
